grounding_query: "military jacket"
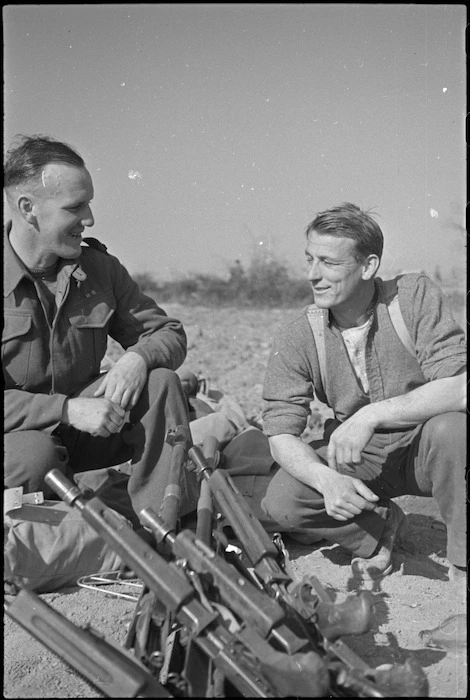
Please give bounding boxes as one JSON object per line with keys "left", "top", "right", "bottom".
{"left": 3, "top": 224, "right": 187, "bottom": 433}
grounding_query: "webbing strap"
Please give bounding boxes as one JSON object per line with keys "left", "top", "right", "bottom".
{"left": 306, "top": 306, "right": 328, "bottom": 392}
{"left": 381, "top": 279, "right": 416, "bottom": 358}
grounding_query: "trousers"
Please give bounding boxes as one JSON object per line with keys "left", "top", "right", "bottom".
{"left": 4, "top": 368, "right": 199, "bottom": 522}
{"left": 261, "top": 412, "right": 467, "bottom": 567}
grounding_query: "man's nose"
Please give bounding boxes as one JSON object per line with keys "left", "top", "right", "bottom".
{"left": 307, "top": 259, "right": 321, "bottom": 280}
{"left": 82, "top": 205, "right": 94, "bottom": 227}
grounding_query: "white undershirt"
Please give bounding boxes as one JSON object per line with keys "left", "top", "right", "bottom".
{"left": 337, "top": 317, "right": 373, "bottom": 395}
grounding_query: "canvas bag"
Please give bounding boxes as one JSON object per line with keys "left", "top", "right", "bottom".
{"left": 4, "top": 487, "right": 126, "bottom": 594}
{"left": 3, "top": 464, "right": 152, "bottom": 594}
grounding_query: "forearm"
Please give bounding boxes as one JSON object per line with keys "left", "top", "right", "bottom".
{"left": 268, "top": 433, "right": 331, "bottom": 492}
{"left": 5, "top": 389, "right": 67, "bottom": 433}
{"left": 362, "top": 373, "right": 467, "bottom": 430}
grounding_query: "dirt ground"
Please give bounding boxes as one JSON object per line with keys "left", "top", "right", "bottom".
{"left": 4, "top": 304, "right": 467, "bottom": 698}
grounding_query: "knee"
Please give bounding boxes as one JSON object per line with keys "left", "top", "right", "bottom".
{"left": 423, "top": 412, "right": 466, "bottom": 450}
{"left": 4, "top": 431, "right": 69, "bottom": 492}
{"left": 131, "top": 368, "right": 188, "bottom": 424}
{"left": 146, "top": 367, "right": 181, "bottom": 395}
{"left": 262, "top": 477, "right": 304, "bottom": 530}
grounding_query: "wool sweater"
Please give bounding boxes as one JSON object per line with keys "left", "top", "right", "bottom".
{"left": 262, "top": 274, "right": 466, "bottom": 437}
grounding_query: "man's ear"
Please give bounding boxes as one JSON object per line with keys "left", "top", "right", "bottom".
{"left": 362, "top": 254, "right": 380, "bottom": 280}
{"left": 18, "top": 195, "right": 36, "bottom": 223}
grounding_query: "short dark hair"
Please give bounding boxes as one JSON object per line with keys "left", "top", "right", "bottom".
{"left": 305, "top": 202, "right": 384, "bottom": 260}
{"left": 4, "top": 134, "right": 85, "bottom": 189}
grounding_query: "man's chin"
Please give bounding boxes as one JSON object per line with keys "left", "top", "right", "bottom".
{"left": 62, "top": 246, "right": 83, "bottom": 259}
{"left": 312, "top": 294, "right": 332, "bottom": 309}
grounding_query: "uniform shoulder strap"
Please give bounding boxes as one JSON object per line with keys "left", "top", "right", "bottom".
{"left": 381, "top": 278, "right": 416, "bottom": 358}
{"left": 306, "top": 305, "right": 328, "bottom": 392}
{"left": 82, "top": 237, "right": 109, "bottom": 254}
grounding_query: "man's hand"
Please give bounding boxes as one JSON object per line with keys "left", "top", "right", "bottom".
{"left": 327, "top": 408, "right": 377, "bottom": 471}
{"left": 93, "top": 352, "right": 148, "bottom": 410}
{"left": 316, "top": 469, "right": 379, "bottom": 521}
{"left": 268, "top": 432, "right": 378, "bottom": 521}
{"left": 62, "top": 397, "right": 127, "bottom": 437}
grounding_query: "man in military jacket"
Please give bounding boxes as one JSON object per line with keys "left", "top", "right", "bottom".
{"left": 3, "top": 134, "right": 197, "bottom": 518}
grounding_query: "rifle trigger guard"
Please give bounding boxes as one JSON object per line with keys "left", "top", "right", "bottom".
{"left": 287, "top": 577, "right": 320, "bottom": 622}
{"left": 166, "top": 424, "right": 191, "bottom": 447}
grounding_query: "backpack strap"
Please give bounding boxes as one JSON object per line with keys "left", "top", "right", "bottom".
{"left": 306, "top": 305, "right": 328, "bottom": 392}
{"left": 381, "top": 278, "right": 416, "bottom": 358}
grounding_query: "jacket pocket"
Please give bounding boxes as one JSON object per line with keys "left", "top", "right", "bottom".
{"left": 67, "top": 294, "right": 116, "bottom": 380}
{"left": 2, "top": 311, "right": 33, "bottom": 387}
{"left": 68, "top": 295, "right": 115, "bottom": 329}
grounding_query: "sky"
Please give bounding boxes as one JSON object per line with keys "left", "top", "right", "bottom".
{"left": 3, "top": 3, "right": 467, "bottom": 283}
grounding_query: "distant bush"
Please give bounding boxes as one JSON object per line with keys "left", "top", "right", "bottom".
{"left": 134, "top": 257, "right": 313, "bottom": 308}
{"left": 133, "top": 257, "right": 466, "bottom": 317}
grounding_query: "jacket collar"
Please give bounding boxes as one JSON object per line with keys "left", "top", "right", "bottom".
{"left": 4, "top": 221, "right": 28, "bottom": 297}
{"left": 3, "top": 221, "right": 87, "bottom": 296}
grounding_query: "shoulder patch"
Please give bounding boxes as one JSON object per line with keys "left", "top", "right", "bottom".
{"left": 82, "top": 237, "right": 108, "bottom": 254}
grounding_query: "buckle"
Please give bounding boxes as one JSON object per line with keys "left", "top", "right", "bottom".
{"left": 4, "top": 487, "right": 44, "bottom": 516}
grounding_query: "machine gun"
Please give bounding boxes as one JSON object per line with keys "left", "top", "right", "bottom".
{"left": 5, "top": 429, "right": 428, "bottom": 698}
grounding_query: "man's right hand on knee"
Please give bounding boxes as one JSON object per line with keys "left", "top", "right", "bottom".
{"left": 317, "top": 469, "right": 379, "bottom": 521}
{"left": 61, "top": 397, "right": 127, "bottom": 437}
